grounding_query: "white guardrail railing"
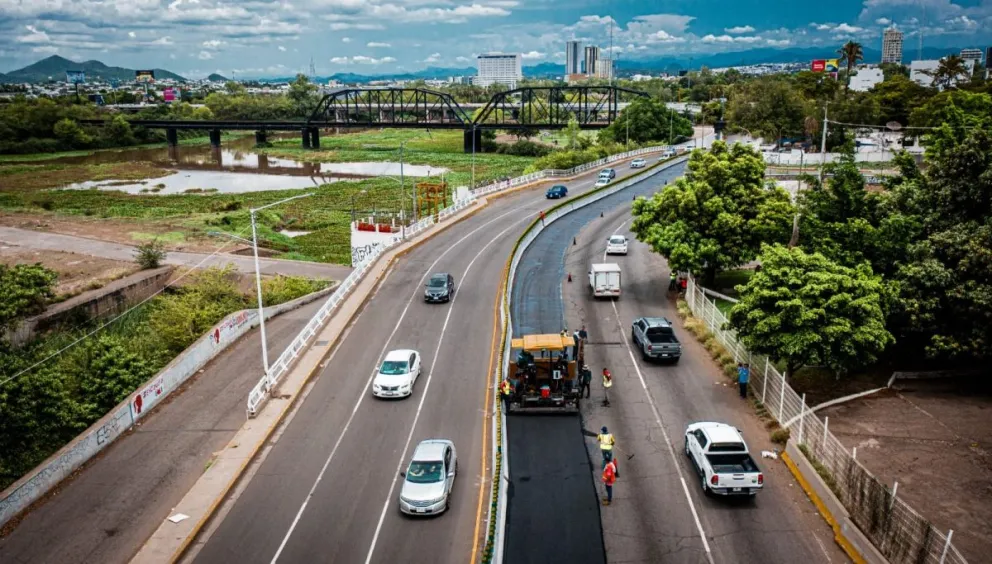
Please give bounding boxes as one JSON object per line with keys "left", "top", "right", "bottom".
{"left": 245, "top": 144, "right": 677, "bottom": 417}
{"left": 485, "top": 155, "right": 690, "bottom": 563}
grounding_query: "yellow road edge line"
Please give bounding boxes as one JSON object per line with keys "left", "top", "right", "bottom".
{"left": 781, "top": 451, "right": 867, "bottom": 564}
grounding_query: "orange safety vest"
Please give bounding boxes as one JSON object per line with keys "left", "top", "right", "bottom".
{"left": 602, "top": 461, "right": 617, "bottom": 486}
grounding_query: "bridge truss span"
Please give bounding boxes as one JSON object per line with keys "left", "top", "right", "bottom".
{"left": 307, "top": 87, "right": 472, "bottom": 128}
{"left": 472, "top": 85, "right": 648, "bottom": 130}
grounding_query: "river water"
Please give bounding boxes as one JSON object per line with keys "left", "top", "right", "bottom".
{"left": 46, "top": 135, "right": 448, "bottom": 195}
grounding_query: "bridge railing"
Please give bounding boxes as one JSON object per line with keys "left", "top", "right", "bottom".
{"left": 247, "top": 144, "right": 675, "bottom": 416}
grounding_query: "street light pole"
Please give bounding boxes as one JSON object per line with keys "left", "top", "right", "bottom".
{"left": 471, "top": 123, "right": 477, "bottom": 190}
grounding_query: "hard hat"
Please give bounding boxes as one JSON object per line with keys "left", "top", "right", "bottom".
{"left": 601, "top": 426, "right": 608, "bottom": 433}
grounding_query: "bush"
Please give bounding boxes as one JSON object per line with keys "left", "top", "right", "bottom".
{"left": 260, "top": 275, "right": 328, "bottom": 306}
{"left": 0, "top": 263, "right": 58, "bottom": 332}
{"left": 770, "top": 428, "right": 791, "bottom": 444}
{"left": 496, "top": 140, "right": 552, "bottom": 157}
{"left": 134, "top": 240, "right": 167, "bottom": 269}
{"left": 147, "top": 266, "right": 246, "bottom": 354}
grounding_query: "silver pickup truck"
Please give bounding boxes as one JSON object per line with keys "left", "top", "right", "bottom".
{"left": 684, "top": 422, "right": 763, "bottom": 497}
{"left": 631, "top": 317, "right": 682, "bottom": 362}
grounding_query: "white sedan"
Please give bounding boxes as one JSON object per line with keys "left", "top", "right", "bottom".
{"left": 630, "top": 158, "right": 647, "bottom": 168}
{"left": 595, "top": 177, "right": 611, "bottom": 187}
{"left": 372, "top": 349, "right": 422, "bottom": 398}
{"left": 606, "top": 235, "right": 628, "bottom": 255}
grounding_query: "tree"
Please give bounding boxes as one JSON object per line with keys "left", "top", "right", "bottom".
{"left": 597, "top": 97, "right": 693, "bottom": 145}
{"left": 224, "top": 81, "right": 246, "bottom": 95}
{"left": 53, "top": 118, "right": 93, "bottom": 149}
{"left": 77, "top": 335, "right": 154, "bottom": 419}
{"left": 103, "top": 114, "right": 136, "bottom": 146}
{"left": 0, "top": 264, "right": 57, "bottom": 333}
{"left": 908, "top": 90, "right": 992, "bottom": 129}
{"left": 134, "top": 240, "right": 167, "bottom": 269}
{"left": 926, "top": 55, "right": 969, "bottom": 90}
{"left": 631, "top": 141, "right": 795, "bottom": 284}
{"left": 287, "top": 74, "right": 320, "bottom": 118}
{"left": 725, "top": 78, "right": 811, "bottom": 142}
{"left": 727, "top": 244, "right": 894, "bottom": 378}
{"left": 564, "top": 115, "right": 581, "bottom": 149}
{"left": 837, "top": 41, "right": 864, "bottom": 91}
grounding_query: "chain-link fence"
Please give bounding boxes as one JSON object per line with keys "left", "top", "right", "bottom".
{"left": 685, "top": 277, "right": 968, "bottom": 564}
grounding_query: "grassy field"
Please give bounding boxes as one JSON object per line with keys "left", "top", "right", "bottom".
{"left": 0, "top": 132, "right": 253, "bottom": 163}
{"left": 0, "top": 129, "right": 537, "bottom": 265}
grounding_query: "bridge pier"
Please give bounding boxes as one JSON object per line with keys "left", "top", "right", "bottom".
{"left": 463, "top": 128, "right": 482, "bottom": 154}
{"left": 301, "top": 128, "right": 312, "bottom": 149}
{"left": 209, "top": 129, "right": 222, "bottom": 148}
{"left": 309, "top": 128, "right": 320, "bottom": 149}
{"left": 255, "top": 130, "right": 267, "bottom": 146}
{"left": 166, "top": 128, "right": 178, "bottom": 148}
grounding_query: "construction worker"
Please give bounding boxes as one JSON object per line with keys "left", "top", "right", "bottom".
{"left": 602, "top": 367, "right": 613, "bottom": 407}
{"left": 597, "top": 426, "right": 615, "bottom": 467}
{"left": 669, "top": 271, "right": 677, "bottom": 292}
{"left": 602, "top": 457, "right": 618, "bottom": 505}
{"left": 580, "top": 364, "right": 592, "bottom": 398}
{"left": 500, "top": 377, "right": 512, "bottom": 411}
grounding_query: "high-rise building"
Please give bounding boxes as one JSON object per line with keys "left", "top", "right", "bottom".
{"left": 475, "top": 53, "right": 522, "bottom": 88}
{"left": 960, "top": 48, "right": 983, "bottom": 62}
{"left": 566, "top": 41, "right": 582, "bottom": 76}
{"left": 595, "top": 58, "right": 614, "bottom": 80}
{"left": 882, "top": 27, "right": 903, "bottom": 64}
{"left": 584, "top": 46, "right": 600, "bottom": 77}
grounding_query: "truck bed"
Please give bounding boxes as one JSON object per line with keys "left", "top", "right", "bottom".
{"left": 706, "top": 453, "right": 759, "bottom": 474}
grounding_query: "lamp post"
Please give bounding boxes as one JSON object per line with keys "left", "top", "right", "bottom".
{"left": 208, "top": 191, "right": 313, "bottom": 379}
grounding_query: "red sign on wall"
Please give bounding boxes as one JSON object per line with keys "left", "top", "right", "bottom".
{"left": 811, "top": 60, "right": 826, "bottom": 72}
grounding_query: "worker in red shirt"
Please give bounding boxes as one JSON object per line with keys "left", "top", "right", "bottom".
{"left": 602, "top": 458, "right": 618, "bottom": 505}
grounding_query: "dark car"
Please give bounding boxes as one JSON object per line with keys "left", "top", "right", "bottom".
{"left": 546, "top": 185, "right": 568, "bottom": 199}
{"left": 425, "top": 273, "right": 455, "bottom": 303}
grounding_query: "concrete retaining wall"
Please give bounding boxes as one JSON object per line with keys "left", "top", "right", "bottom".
{"left": 0, "top": 284, "right": 336, "bottom": 527}
{"left": 6, "top": 266, "right": 175, "bottom": 346}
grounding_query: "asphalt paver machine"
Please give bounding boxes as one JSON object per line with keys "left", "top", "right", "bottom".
{"left": 506, "top": 333, "right": 584, "bottom": 414}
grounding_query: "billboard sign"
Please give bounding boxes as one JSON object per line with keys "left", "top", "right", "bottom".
{"left": 135, "top": 70, "right": 155, "bottom": 83}
{"left": 66, "top": 70, "right": 86, "bottom": 84}
{"left": 811, "top": 59, "right": 840, "bottom": 73}
{"left": 163, "top": 88, "right": 176, "bottom": 102}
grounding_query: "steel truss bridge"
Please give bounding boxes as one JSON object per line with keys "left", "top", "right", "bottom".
{"left": 81, "top": 86, "right": 649, "bottom": 152}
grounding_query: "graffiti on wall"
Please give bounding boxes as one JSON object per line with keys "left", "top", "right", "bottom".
{"left": 211, "top": 310, "right": 252, "bottom": 346}
{"left": 352, "top": 243, "right": 383, "bottom": 267}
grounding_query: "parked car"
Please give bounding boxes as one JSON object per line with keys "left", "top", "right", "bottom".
{"left": 595, "top": 177, "right": 611, "bottom": 187}
{"left": 630, "top": 158, "right": 647, "bottom": 168}
{"left": 399, "top": 439, "right": 458, "bottom": 515}
{"left": 424, "top": 272, "right": 455, "bottom": 303}
{"left": 546, "top": 185, "right": 568, "bottom": 199}
{"left": 631, "top": 317, "right": 681, "bottom": 362}
{"left": 372, "top": 349, "right": 422, "bottom": 398}
{"left": 599, "top": 168, "right": 616, "bottom": 179}
{"left": 684, "top": 422, "right": 763, "bottom": 497}
{"left": 606, "top": 234, "right": 628, "bottom": 255}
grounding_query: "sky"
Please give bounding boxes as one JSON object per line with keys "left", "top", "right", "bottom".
{"left": 0, "top": 0, "right": 990, "bottom": 78}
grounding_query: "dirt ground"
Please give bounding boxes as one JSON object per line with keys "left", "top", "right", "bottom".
{"left": 0, "top": 212, "right": 220, "bottom": 253}
{"left": 820, "top": 377, "right": 992, "bottom": 563}
{"left": 0, "top": 246, "right": 139, "bottom": 299}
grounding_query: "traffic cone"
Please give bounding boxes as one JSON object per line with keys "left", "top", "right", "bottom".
{"left": 567, "top": 273, "right": 572, "bottom": 282}
{"left": 600, "top": 211, "right": 604, "bottom": 218}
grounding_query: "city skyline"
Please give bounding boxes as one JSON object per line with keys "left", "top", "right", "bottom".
{"left": 2, "top": 0, "right": 991, "bottom": 78}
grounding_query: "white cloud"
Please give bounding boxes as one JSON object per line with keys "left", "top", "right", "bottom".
{"left": 367, "top": 42, "right": 391, "bottom": 48}
{"left": 351, "top": 55, "right": 396, "bottom": 64}
{"left": 725, "top": 25, "right": 755, "bottom": 34}
{"left": 203, "top": 40, "right": 224, "bottom": 49}
{"left": 330, "top": 56, "right": 350, "bottom": 64}
{"left": 198, "top": 50, "right": 213, "bottom": 60}
{"left": 702, "top": 34, "right": 735, "bottom": 43}
{"left": 521, "top": 50, "right": 546, "bottom": 60}
{"left": 766, "top": 38, "right": 792, "bottom": 46}
{"left": 342, "top": 37, "right": 351, "bottom": 43}
{"left": 423, "top": 52, "right": 442, "bottom": 63}
{"left": 128, "top": 31, "right": 136, "bottom": 38}
{"left": 810, "top": 22, "right": 834, "bottom": 31}
{"left": 278, "top": 45, "right": 286, "bottom": 51}
{"left": 875, "top": 17, "right": 891, "bottom": 25}
{"left": 834, "top": 23, "right": 864, "bottom": 33}
{"left": 32, "top": 45, "right": 59, "bottom": 54}
{"left": 330, "top": 23, "right": 385, "bottom": 31}
{"left": 151, "top": 36, "right": 174, "bottom": 45}
{"left": 455, "top": 56, "right": 469, "bottom": 62}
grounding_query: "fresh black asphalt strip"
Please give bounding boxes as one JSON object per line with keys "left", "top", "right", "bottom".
{"left": 504, "top": 163, "right": 687, "bottom": 564}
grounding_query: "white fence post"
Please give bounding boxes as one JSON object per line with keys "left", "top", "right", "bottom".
{"left": 852, "top": 446, "right": 857, "bottom": 460}
{"left": 798, "top": 393, "right": 806, "bottom": 444}
{"left": 890, "top": 481, "right": 899, "bottom": 510}
{"left": 823, "top": 416, "right": 829, "bottom": 450}
{"left": 762, "top": 358, "right": 769, "bottom": 404}
{"left": 778, "top": 371, "right": 786, "bottom": 422}
{"left": 940, "top": 530, "right": 954, "bottom": 564}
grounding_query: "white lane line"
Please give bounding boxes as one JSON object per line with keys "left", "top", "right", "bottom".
{"left": 603, "top": 218, "right": 716, "bottom": 564}
{"left": 363, "top": 215, "right": 533, "bottom": 564}
{"left": 269, "top": 202, "right": 536, "bottom": 564}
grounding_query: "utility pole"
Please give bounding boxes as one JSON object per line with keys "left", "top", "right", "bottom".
{"left": 819, "top": 103, "right": 829, "bottom": 185}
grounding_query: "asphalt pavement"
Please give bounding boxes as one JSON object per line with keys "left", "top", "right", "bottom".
{"left": 559, "top": 198, "right": 848, "bottom": 563}
{"left": 0, "top": 298, "right": 326, "bottom": 564}
{"left": 505, "top": 163, "right": 688, "bottom": 564}
{"left": 184, "top": 157, "right": 661, "bottom": 564}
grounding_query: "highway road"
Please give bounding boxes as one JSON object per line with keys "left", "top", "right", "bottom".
{"left": 509, "top": 184, "right": 848, "bottom": 563}
{"left": 184, "top": 155, "right": 665, "bottom": 564}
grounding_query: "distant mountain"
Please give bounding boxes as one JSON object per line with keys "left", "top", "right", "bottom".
{"left": 2, "top": 55, "right": 186, "bottom": 83}
{"left": 524, "top": 62, "right": 565, "bottom": 78}
{"left": 208, "top": 73, "right": 229, "bottom": 82}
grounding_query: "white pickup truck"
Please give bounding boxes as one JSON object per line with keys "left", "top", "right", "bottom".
{"left": 684, "top": 422, "right": 763, "bottom": 497}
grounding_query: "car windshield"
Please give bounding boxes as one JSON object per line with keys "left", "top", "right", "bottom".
{"left": 428, "top": 277, "right": 446, "bottom": 288}
{"left": 379, "top": 360, "right": 409, "bottom": 375}
{"left": 609, "top": 236, "right": 625, "bottom": 244}
{"left": 406, "top": 461, "right": 444, "bottom": 483}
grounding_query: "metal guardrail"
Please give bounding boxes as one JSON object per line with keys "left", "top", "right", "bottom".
{"left": 684, "top": 279, "right": 968, "bottom": 564}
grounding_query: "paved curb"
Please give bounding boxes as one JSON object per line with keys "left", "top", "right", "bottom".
{"left": 781, "top": 441, "right": 887, "bottom": 564}
{"left": 128, "top": 157, "right": 642, "bottom": 563}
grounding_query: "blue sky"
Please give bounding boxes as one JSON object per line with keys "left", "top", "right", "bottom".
{"left": 1, "top": 0, "right": 990, "bottom": 78}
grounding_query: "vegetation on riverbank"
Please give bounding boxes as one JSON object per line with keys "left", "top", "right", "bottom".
{"left": 0, "top": 264, "right": 327, "bottom": 490}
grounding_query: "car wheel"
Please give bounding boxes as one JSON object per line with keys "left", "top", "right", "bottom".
{"left": 641, "top": 348, "right": 649, "bottom": 361}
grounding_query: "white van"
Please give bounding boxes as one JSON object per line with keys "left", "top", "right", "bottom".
{"left": 589, "top": 263, "right": 622, "bottom": 298}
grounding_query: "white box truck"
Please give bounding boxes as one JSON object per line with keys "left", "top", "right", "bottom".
{"left": 589, "top": 263, "right": 621, "bottom": 298}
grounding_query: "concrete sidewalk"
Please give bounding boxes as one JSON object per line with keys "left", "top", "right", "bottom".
{"left": 0, "top": 226, "right": 351, "bottom": 280}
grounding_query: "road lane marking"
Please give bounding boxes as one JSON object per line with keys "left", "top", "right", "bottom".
{"left": 603, "top": 217, "right": 716, "bottom": 564}
{"left": 364, "top": 215, "right": 533, "bottom": 564}
{"left": 268, "top": 203, "right": 537, "bottom": 564}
